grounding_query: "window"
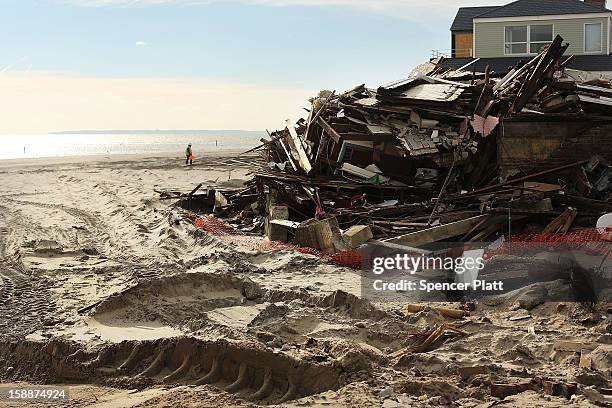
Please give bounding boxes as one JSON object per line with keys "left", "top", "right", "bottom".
{"left": 505, "top": 26, "right": 527, "bottom": 54}
{"left": 504, "top": 24, "right": 553, "bottom": 55}
{"left": 530, "top": 25, "right": 554, "bottom": 53}
{"left": 585, "top": 22, "right": 603, "bottom": 53}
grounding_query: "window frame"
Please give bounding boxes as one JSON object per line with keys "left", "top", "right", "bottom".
{"left": 504, "top": 25, "right": 528, "bottom": 55}
{"left": 503, "top": 24, "right": 554, "bottom": 56}
{"left": 584, "top": 22, "right": 603, "bottom": 54}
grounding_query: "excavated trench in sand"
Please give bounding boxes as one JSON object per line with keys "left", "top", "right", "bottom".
{"left": 0, "top": 337, "right": 343, "bottom": 404}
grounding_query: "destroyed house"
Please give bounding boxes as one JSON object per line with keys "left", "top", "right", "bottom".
{"left": 446, "top": 0, "right": 612, "bottom": 75}
{"left": 230, "top": 33, "right": 612, "bottom": 249}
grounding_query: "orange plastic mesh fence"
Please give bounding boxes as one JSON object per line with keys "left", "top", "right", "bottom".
{"left": 193, "top": 216, "right": 610, "bottom": 267}
{"left": 490, "top": 228, "right": 611, "bottom": 256}
{"left": 193, "top": 215, "right": 362, "bottom": 268}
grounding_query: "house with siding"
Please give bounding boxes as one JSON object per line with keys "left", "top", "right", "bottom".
{"left": 442, "top": 0, "right": 612, "bottom": 75}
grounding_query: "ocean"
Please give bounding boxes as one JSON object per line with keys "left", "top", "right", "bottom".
{"left": 0, "top": 131, "right": 265, "bottom": 160}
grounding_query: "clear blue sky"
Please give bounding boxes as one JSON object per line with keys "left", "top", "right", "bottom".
{"left": 0, "top": 0, "right": 507, "bottom": 132}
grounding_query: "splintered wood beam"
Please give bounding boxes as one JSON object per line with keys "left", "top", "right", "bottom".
{"left": 270, "top": 219, "right": 301, "bottom": 229}
{"left": 189, "top": 183, "right": 203, "bottom": 197}
{"left": 285, "top": 119, "right": 313, "bottom": 175}
{"left": 384, "top": 215, "right": 489, "bottom": 245}
{"left": 317, "top": 116, "right": 342, "bottom": 144}
{"left": 368, "top": 239, "right": 432, "bottom": 254}
{"left": 427, "top": 158, "right": 456, "bottom": 225}
{"left": 278, "top": 139, "right": 298, "bottom": 172}
{"left": 511, "top": 36, "right": 566, "bottom": 113}
{"left": 460, "top": 160, "right": 589, "bottom": 196}
{"left": 313, "top": 132, "right": 328, "bottom": 166}
{"left": 305, "top": 90, "right": 336, "bottom": 142}
{"left": 543, "top": 208, "right": 577, "bottom": 234}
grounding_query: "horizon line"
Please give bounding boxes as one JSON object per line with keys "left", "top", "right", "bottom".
{"left": 47, "top": 129, "right": 268, "bottom": 135}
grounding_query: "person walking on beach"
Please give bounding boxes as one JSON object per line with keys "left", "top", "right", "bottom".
{"left": 185, "top": 143, "right": 193, "bottom": 166}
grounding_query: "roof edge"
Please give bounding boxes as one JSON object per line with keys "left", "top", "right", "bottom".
{"left": 473, "top": 11, "right": 612, "bottom": 22}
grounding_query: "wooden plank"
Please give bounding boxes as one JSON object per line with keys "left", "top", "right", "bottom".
{"left": 553, "top": 194, "right": 612, "bottom": 212}
{"left": 214, "top": 191, "right": 229, "bottom": 208}
{"left": 469, "top": 221, "right": 506, "bottom": 241}
{"left": 524, "top": 181, "right": 561, "bottom": 192}
{"left": 270, "top": 219, "right": 301, "bottom": 229}
{"left": 578, "top": 94, "right": 612, "bottom": 107}
{"left": 512, "top": 36, "right": 566, "bottom": 113}
{"left": 368, "top": 240, "right": 432, "bottom": 255}
{"left": 285, "top": 119, "right": 313, "bottom": 175}
{"left": 461, "top": 160, "right": 589, "bottom": 196}
{"left": 384, "top": 215, "right": 489, "bottom": 245}
{"left": 543, "top": 208, "right": 575, "bottom": 234}
{"left": 278, "top": 139, "right": 298, "bottom": 172}
{"left": 560, "top": 208, "right": 577, "bottom": 234}
{"left": 577, "top": 84, "right": 612, "bottom": 96}
{"left": 317, "top": 116, "right": 342, "bottom": 144}
{"left": 366, "top": 125, "right": 393, "bottom": 136}
{"left": 188, "top": 183, "right": 203, "bottom": 197}
{"left": 313, "top": 132, "right": 328, "bottom": 165}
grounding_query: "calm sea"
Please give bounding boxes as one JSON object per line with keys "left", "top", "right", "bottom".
{"left": 0, "top": 131, "right": 264, "bottom": 160}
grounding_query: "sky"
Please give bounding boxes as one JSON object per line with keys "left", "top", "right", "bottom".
{"left": 0, "top": 0, "right": 510, "bottom": 133}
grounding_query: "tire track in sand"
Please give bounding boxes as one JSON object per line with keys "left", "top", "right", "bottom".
{"left": 0, "top": 208, "right": 56, "bottom": 339}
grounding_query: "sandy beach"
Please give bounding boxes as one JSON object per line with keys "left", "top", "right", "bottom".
{"left": 0, "top": 153, "right": 609, "bottom": 407}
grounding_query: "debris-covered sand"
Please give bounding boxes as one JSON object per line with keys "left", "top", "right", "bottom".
{"left": 0, "top": 153, "right": 610, "bottom": 407}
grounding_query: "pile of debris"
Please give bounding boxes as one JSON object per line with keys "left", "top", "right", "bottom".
{"left": 178, "top": 35, "right": 612, "bottom": 252}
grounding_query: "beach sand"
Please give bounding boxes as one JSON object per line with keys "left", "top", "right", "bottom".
{"left": 0, "top": 153, "right": 609, "bottom": 407}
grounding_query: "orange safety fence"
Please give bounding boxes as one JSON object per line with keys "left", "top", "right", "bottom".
{"left": 192, "top": 215, "right": 610, "bottom": 267}
{"left": 193, "top": 215, "right": 363, "bottom": 268}
{"left": 489, "top": 228, "right": 611, "bottom": 257}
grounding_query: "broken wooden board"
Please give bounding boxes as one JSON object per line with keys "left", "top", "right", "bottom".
{"left": 543, "top": 208, "right": 577, "bottom": 234}
{"left": 384, "top": 215, "right": 489, "bottom": 246}
{"left": 368, "top": 240, "right": 432, "bottom": 255}
{"left": 578, "top": 94, "right": 612, "bottom": 107}
{"left": 278, "top": 139, "right": 298, "bottom": 172}
{"left": 214, "top": 191, "right": 229, "bottom": 208}
{"left": 317, "top": 116, "right": 342, "bottom": 144}
{"left": 406, "top": 304, "right": 469, "bottom": 319}
{"left": 398, "top": 83, "right": 466, "bottom": 103}
{"left": 366, "top": 124, "right": 393, "bottom": 137}
{"left": 524, "top": 181, "right": 561, "bottom": 192}
{"left": 270, "top": 219, "right": 301, "bottom": 229}
{"left": 285, "top": 119, "right": 313, "bottom": 175}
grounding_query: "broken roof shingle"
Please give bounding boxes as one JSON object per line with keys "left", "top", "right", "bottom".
{"left": 476, "top": 0, "right": 610, "bottom": 19}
